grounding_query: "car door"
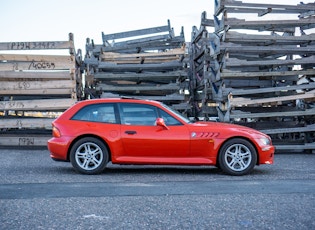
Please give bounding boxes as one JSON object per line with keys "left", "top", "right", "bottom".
{"left": 118, "top": 103, "right": 190, "bottom": 162}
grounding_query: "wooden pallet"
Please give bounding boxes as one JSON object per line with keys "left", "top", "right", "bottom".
{"left": 0, "top": 33, "right": 80, "bottom": 147}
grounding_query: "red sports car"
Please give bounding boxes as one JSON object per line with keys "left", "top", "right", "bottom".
{"left": 48, "top": 98, "right": 274, "bottom": 176}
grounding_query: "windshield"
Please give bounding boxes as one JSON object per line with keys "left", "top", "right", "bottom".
{"left": 160, "top": 103, "right": 191, "bottom": 124}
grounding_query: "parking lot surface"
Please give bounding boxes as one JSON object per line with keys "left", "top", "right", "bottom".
{"left": 0, "top": 148, "right": 314, "bottom": 229}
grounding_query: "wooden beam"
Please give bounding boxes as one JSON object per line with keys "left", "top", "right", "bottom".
{"left": 0, "top": 71, "right": 73, "bottom": 80}
{"left": 0, "top": 80, "right": 75, "bottom": 91}
{"left": 96, "top": 83, "right": 179, "bottom": 92}
{"left": 229, "top": 83, "right": 315, "bottom": 96}
{"left": 0, "top": 40, "right": 74, "bottom": 51}
{"left": 230, "top": 89, "right": 315, "bottom": 106}
{"left": 0, "top": 54, "right": 74, "bottom": 62}
{"left": 226, "top": 56, "right": 315, "bottom": 68}
{"left": 221, "top": 69, "right": 315, "bottom": 78}
{"left": 0, "top": 60, "right": 75, "bottom": 71}
{"left": 260, "top": 124, "right": 315, "bottom": 134}
{"left": 230, "top": 108, "right": 315, "bottom": 119}
{"left": 0, "top": 118, "right": 53, "bottom": 129}
{"left": 0, "top": 98, "right": 76, "bottom": 111}
{"left": 0, "top": 135, "right": 50, "bottom": 147}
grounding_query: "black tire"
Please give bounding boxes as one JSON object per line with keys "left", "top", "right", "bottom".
{"left": 70, "top": 137, "right": 108, "bottom": 174}
{"left": 218, "top": 138, "right": 257, "bottom": 176}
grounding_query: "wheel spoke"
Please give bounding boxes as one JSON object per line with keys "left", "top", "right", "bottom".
{"left": 224, "top": 143, "right": 252, "bottom": 172}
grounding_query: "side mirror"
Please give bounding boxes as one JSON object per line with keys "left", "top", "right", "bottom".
{"left": 155, "top": 118, "right": 169, "bottom": 130}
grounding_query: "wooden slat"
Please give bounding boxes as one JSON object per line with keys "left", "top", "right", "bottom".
{"left": 0, "top": 118, "right": 53, "bottom": 129}
{"left": 229, "top": 83, "right": 315, "bottom": 96}
{"left": 260, "top": 124, "right": 315, "bottom": 135}
{"left": 0, "top": 98, "right": 76, "bottom": 111}
{"left": 0, "top": 135, "right": 50, "bottom": 147}
{"left": 0, "top": 71, "right": 73, "bottom": 80}
{"left": 230, "top": 90, "right": 315, "bottom": 106}
{"left": 0, "top": 41, "right": 74, "bottom": 51}
{"left": 0, "top": 80, "right": 75, "bottom": 91}
{"left": 0, "top": 88, "right": 74, "bottom": 95}
{"left": 230, "top": 108, "right": 315, "bottom": 119}
{"left": 94, "top": 71, "right": 187, "bottom": 81}
{"left": 0, "top": 60, "right": 74, "bottom": 71}
{"left": 96, "top": 83, "right": 179, "bottom": 92}
{"left": 0, "top": 54, "right": 74, "bottom": 62}
{"left": 221, "top": 69, "right": 315, "bottom": 78}
{"left": 275, "top": 143, "right": 315, "bottom": 150}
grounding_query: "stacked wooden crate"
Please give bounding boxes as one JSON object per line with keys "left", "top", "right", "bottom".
{"left": 0, "top": 33, "right": 81, "bottom": 147}
{"left": 189, "top": 0, "right": 315, "bottom": 150}
{"left": 84, "top": 20, "right": 189, "bottom": 111}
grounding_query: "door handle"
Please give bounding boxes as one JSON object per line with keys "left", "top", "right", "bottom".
{"left": 125, "top": 130, "right": 137, "bottom": 135}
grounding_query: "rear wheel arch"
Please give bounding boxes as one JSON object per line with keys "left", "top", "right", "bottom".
{"left": 67, "top": 134, "right": 112, "bottom": 162}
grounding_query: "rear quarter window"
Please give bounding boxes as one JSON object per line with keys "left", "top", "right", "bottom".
{"left": 71, "top": 103, "right": 117, "bottom": 124}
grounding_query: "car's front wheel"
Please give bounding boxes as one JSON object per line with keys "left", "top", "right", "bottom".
{"left": 70, "top": 137, "right": 108, "bottom": 174}
{"left": 218, "top": 138, "right": 257, "bottom": 176}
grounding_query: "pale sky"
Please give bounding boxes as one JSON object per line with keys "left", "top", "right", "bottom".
{"left": 0, "top": 0, "right": 314, "bottom": 53}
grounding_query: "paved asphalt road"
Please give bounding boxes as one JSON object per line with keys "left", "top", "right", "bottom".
{"left": 0, "top": 148, "right": 314, "bottom": 230}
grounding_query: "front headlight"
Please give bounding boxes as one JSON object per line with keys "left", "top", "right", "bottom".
{"left": 260, "top": 137, "right": 271, "bottom": 146}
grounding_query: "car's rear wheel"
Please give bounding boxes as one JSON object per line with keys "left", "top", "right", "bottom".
{"left": 70, "top": 137, "right": 108, "bottom": 174}
{"left": 218, "top": 138, "right": 257, "bottom": 176}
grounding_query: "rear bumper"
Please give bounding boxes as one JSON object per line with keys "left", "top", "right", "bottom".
{"left": 47, "top": 136, "right": 72, "bottom": 161}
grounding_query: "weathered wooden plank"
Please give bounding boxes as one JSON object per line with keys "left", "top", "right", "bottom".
{"left": 102, "top": 21, "right": 171, "bottom": 41}
{"left": 0, "top": 88, "right": 74, "bottom": 95}
{"left": 0, "top": 135, "right": 50, "bottom": 147}
{"left": 0, "top": 80, "right": 75, "bottom": 91}
{"left": 0, "top": 60, "right": 75, "bottom": 71}
{"left": 94, "top": 71, "right": 187, "bottom": 81}
{"left": 224, "top": 32, "right": 315, "bottom": 44}
{"left": 102, "top": 57, "right": 181, "bottom": 64}
{"left": 229, "top": 83, "right": 315, "bottom": 96}
{"left": 230, "top": 108, "right": 315, "bottom": 119}
{"left": 0, "top": 54, "right": 74, "bottom": 62}
{"left": 0, "top": 40, "right": 74, "bottom": 51}
{"left": 0, "top": 118, "right": 53, "bottom": 129}
{"left": 221, "top": 43, "right": 315, "bottom": 55}
{"left": 230, "top": 89, "right": 315, "bottom": 106}
{"left": 0, "top": 98, "right": 76, "bottom": 111}
{"left": 260, "top": 124, "right": 315, "bottom": 135}
{"left": 274, "top": 143, "right": 315, "bottom": 150}
{"left": 221, "top": 69, "right": 315, "bottom": 78}
{"left": 101, "top": 48, "right": 185, "bottom": 59}
{"left": 96, "top": 61, "right": 184, "bottom": 72}
{"left": 0, "top": 71, "right": 73, "bottom": 80}
{"left": 226, "top": 56, "right": 315, "bottom": 68}
{"left": 215, "top": 0, "right": 315, "bottom": 16}
{"left": 96, "top": 83, "right": 179, "bottom": 92}
{"left": 220, "top": 17, "right": 315, "bottom": 30}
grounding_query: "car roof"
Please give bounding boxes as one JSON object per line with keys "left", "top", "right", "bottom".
{"left": 76, "top": 98, "right": 161, "bottom": 106}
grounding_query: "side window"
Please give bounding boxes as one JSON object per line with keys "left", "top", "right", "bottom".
{"left": 120, "top": 103, "right": 158, "bottom": 126}
{"left": 158, "top": 109, "right": 182, "bottom": 126}
{"left": 71, "top": 103, "right": 117, "bottom": 124}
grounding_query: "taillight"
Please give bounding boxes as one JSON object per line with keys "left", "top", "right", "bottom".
{"left": 52, "top": 126, "right": 61, "bottom": 138}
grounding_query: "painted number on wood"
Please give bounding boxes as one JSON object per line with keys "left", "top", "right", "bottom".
{"left": 28, "top": 61, "right": 56, "bottom": 70}
{"left": 10, "top": 42, "right": 56, "bottom": 50}
{"left": 19, "top": 137, "right": 34, "bottom": 146}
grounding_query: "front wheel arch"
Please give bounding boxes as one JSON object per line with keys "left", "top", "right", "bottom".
{"left": 217, "top": 137, "right": 258, "bottom": 176}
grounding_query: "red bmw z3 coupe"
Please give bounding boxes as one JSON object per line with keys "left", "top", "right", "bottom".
{"left": 48, "top": 98, "right": 274, "bottom": 176}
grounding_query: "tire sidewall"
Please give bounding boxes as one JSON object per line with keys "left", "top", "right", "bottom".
{"left": 219, "top": 138, "right": 257, "bottom": 176}
{"left": 70, "top": 137, "right": 108, "bottom": 174}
